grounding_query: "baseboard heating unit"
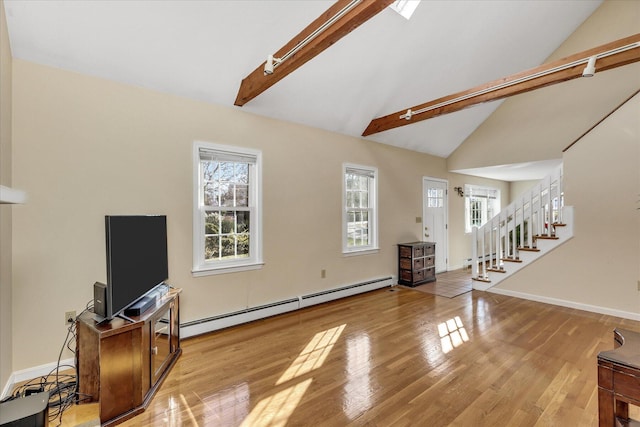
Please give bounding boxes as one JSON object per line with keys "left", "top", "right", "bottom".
{"left": 180, "top": 277, "right": 393, "bottom": 338}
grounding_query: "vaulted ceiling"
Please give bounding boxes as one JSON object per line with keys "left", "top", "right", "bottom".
{"left": 4, "top": 0, "right": 627, "bottom": 180}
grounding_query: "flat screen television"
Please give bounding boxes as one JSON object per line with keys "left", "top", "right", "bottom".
{"left": 99, "top": 215, "right": 168, "bottom": 321}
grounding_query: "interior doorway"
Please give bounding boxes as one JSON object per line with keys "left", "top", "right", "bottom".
{"left": 422, "top": 177, "right": 448, "bottom": 273}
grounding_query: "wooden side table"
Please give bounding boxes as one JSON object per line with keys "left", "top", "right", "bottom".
{"left": 597, "top": 328, "right": 640, "bottom": 427}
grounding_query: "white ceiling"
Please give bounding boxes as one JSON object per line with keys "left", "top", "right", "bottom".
{"left": 451, "top": 159, "right": 563, "bottom": 182}
{"left": 3, "top": 0, "right": 603, "bottom": 179}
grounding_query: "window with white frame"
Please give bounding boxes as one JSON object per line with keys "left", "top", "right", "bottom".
{"left": 464, "top": 184, "right": 500, "bottom": 233}
{"left": 427, "top": 187, "right": 444, "bottom": 208}
{"left": 193, "top": 142, "right": 262, "bottom": 275}
{"left": 343, "top": 164, "right": 378, "bottom": 254}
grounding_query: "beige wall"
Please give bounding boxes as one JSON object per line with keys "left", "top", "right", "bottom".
{"left": 510, "top": 180, "right": 540, "bottom": 202}
{"left": 447, "top": 0, "right": 640, "bottom": 171}
{"left": 0, "top": 0, "right": 13, "bottom": 391}
{"left": 495, "top": 93, "right": 640, "bottom": 313}
{"left": 10, "top": 59, "right": 462, "bottom": 370}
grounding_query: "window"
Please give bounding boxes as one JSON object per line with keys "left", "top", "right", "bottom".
{"left": 193, "top": 141, "right": 262, "bottom": 275}
{"left": 427, "top": 187, "right": 444, "bottom": 208}
{"left": 464, "top": 184, "right": 500, "bottom": 233}
{"left": 343, "top": 164, "right": 378, "bottom": 254}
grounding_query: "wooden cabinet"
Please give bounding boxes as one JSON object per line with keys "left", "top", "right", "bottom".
{"left": 398, "top": 242, "right": 436, "bottom": 286}
{"left": 77, "top": 289, "right": 181, "bottom": 426}
{"left": 597, "top": 329, "right": 640, "bottom": 427}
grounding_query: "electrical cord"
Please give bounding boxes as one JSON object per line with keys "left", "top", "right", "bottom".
{"left": 2, "top": 299, "right": 95, "bottom": 426}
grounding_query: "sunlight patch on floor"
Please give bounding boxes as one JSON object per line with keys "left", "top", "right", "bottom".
{"left": 239, "top": 324, "right": 347, "bottom": 426}
{"left": 438, "top": 316, "right": 469, "bottom": 354}
{"left": 276, "top": 324, "right": 346, "bottom": 385}
{"left": 239, "top": 379, "right": 313, "bottom": 427}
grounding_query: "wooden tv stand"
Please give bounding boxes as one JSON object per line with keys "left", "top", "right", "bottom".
{"left": 76, "top": 288, "right": 181, "bottom": 426}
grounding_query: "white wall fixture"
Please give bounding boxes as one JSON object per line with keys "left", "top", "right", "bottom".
{"left": 0, "top": 185, "right": 27, "bottom": 204}
{"left": 582, "top": 56, "right": 597, "bottom": 77}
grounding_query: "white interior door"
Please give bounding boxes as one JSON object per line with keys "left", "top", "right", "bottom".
{"left": 423, "top": 178, "right": 448, "bottom": 273}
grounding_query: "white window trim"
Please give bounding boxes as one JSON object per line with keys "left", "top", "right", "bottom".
{"left": 342, "top": 163, "right": 379, "bottom": 255}
{"left": 192, "top": 141, "right": 263, "bottom": 276}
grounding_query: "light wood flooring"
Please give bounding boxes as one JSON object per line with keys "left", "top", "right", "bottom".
{"left": 402, "top": 268, "right": 472, "bottom": 298}
{"left": 55, "top": 270, "right": 640, "bottom": 426}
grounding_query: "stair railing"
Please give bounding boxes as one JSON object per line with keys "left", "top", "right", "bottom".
{"left": 472, "top": 164, "right": 564, "bottom": 280}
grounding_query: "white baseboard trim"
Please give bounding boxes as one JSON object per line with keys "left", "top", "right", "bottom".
{"left": 1, "top": 374, "right": 15, "bottom": 400}
{"left": 488, "top": 287, "right": 640, "bottom": 321}
{"left": 1, "top": 357, "right": 75, "bottom": 400}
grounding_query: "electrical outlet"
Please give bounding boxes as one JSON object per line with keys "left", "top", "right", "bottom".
{"left": 65, "top": 311, "right": 76, "bottom": 325}
{"left": 321, "top": 269, "right": 326, "bottom": 279}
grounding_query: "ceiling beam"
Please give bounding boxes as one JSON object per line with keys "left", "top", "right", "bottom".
{"left": 362, "top": 33, "right": 640, "bottom": 137}
{"left": 235, "top": 0, "right": 395, "bottom": 107}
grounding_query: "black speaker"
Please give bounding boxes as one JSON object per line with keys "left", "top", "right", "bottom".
{"left": 93, "top": 281, "right": 107, "bottom": 318}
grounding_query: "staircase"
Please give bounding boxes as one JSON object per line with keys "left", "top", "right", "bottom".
{"left": 471, "top": 165, "right": 574, "bottom": 290}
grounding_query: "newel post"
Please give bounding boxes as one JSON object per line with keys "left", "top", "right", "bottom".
{"left": 472, "top": 226, "right": 479, "bottom": 278}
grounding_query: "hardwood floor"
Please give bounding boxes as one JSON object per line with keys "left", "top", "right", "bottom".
{"left": 403, "top": 268, "right": 472, "bottom": 298}
{"left": 57, "top": 270, "right": 640, "bottom": 426}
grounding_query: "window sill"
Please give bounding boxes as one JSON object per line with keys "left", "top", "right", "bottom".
{"left": 342, "top": 248, "right": 379, "bottom": 257}
{"left": 192, "top": 261, "right": 264, "bottom": 277}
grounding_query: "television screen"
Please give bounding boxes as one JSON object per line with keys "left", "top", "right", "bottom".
{"left": 104, "top": 215, "right": 168, "bottom": 320}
